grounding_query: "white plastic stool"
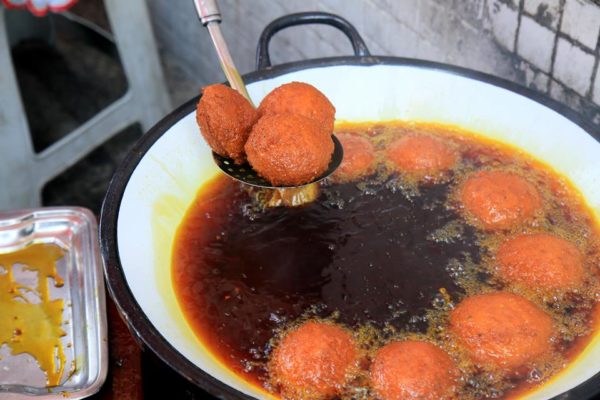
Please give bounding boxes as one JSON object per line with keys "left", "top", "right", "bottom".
{"left": 0, "top": 0, "right": 171, "bottom": 210}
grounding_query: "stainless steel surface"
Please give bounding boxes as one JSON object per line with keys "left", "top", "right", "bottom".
{"left": 205, "top": 23, "right": 252, "bottom": 102}
{"left": 0, "top": 207, "right": 108, "bottom": 399}
{"left": 193, "top": 0, "right": 252, "bottom": 102}
{"left": 193, "top": 0, "right": 221, "bottom": 25}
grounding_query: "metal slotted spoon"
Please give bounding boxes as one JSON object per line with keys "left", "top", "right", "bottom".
{"left": 193, "top": 0, "right": 343, "bottom": 190}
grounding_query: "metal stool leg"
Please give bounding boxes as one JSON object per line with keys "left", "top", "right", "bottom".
{"left": 35, "top": 2, "right": 172, "bottom": 186}
{"left": 104, "top": 0, "right": 171, "bottom": 132}
{"left": 0, "top": 1, "right": 171, "bottom": 211}
{"left": 0, "top": 7, "right": 40, "bottom": 209}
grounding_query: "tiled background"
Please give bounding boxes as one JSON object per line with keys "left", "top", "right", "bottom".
{"left": 148, "top": 0, "right": 600, "bottom": 127}
{"left": 4, "top": 2, "right": 600, "bottom": 398}
{"left": 8, "top": 0, "right": 600, "bottom": 211}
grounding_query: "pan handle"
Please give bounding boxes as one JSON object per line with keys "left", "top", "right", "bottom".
{"left": 256, "top": 12, "right": 371, "bottom": 70}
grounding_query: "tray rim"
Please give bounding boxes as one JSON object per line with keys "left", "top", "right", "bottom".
{"left": 0, "top": 206, "right": 108, "bottom": 400}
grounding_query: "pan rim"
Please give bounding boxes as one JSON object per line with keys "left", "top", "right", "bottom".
{"left": 99, "top": 55, "right": 600, "bottom": 400}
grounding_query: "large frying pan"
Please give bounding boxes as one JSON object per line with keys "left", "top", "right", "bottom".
{"left": 100, "top": 12, "right": 600, "bottom": 399}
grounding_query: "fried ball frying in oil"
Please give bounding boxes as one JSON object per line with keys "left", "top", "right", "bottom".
{"left": 332, "top": 133, "right": 376, "bottom": 182}
{"left": 496, "top": 233, "right": 585, "bottom": 291}
{"left": 450, "top": 292, "right": 553, "bottom": 370}
{"left": 459, "top": 170, "right": 542, "bottom": 230}
{"left": 269, "top": 321, "right": 357, "bottom": 399}
{"left": 258, "top": 82, "right": 335, "bottom": 137}
{"left": 370, "top": 340, "right": 459, "bottom": 400}
{"left": 196, "top": 84, "right": 258, "bottom": 164}
{"left": 386, "top": 135, "right": 458, "bottom": 181}
{"left": 245, "top": 113, "right": 334, "bottom": 186}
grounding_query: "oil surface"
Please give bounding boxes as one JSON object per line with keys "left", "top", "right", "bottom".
{"left": 174, "top": 174, "right": 479, "bottom": 358}
{"left": 173, "top": 122, "right": 600, "bottom": 399}
{"left": 0, "top": 243, "right": 66, "bottom": 387}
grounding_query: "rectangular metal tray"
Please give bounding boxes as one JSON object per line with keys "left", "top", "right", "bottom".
{"left": 0, "top": 207, "right": 107, "bottom": 399}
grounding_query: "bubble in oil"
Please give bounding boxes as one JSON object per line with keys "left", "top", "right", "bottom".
{"left": 384, "top": 177, "right": 420, "bottom": 200}
{"left": 323, "top": 189, "right": 346, "bottom": 209}
{"left": 528, "top": 368, "right": 542, "bottom": 382}
{"left": 427, "top": 220, "right": 465, "bottom": 244}
{"left": 268, "top": 312, "right": 286, "bottom": 325}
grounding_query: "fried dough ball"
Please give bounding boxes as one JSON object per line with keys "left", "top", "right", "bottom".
{"left": 449, "top": 292, "right": 553, "bottom": 370}
{"left": 386, "top": 135, "right": 458, "bottom": 180}
{"left": 332, "top": 133, "right": 376, "bottom": 182}
{"left": 459, "top": 170, "right": 542, "bottom": 230}
{"left": 258, "top": 82, "right": 335, "bottom": 137}
{"left": 371, "top": 341, "right": 459, "bottom": 400}
{"left": 270, "top": 321, "right": 357, "bottom": 399}
{"left": 245, "top": 113, "right": 334, "bottom": 186}
{"left": 196, "top": 84, "right": 258, "bottom": 164}
{"left": 496, "top": 233, "right": 585, "bottom": 290}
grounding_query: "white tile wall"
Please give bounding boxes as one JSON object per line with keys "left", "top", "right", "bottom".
{"left": 486, "top": 0, "right": 519, "bottom": 51}
{"left": 523, "top": 62, "right": 550, "bottom": 91}
{"left": 553, "top": 38, "right": 595, "bottom": 96}
{"left": 148, "top": 0, "right": 600, "bottom": 124}
{"left": 517, "top": 15, "right": 556, "bottom": 72}
{"left": 524, "top": 0, "right": 560, "bottom": 29}
{"left": 561, "top": 0, "right": 600, "bottom": 50}
{"left": 550, "top": 79, "right": 583, "bottom": 110}
{"left": 593, "top": 64, "right": 600, "bottom": 106}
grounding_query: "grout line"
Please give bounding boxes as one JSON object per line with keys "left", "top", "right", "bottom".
{"left": 511, "top": 51, "right": 553, "bottom": 94}
{"left": 554, "top": 34, "right": 598, "bottom": 56}
{"left": 482, "top": 0, "right": 491, "bottom": 33}
{"left": 547, "top": 0, "right": 566, "bottom": 93}
{"left": 517, "top": 7, "right": 600, "bottom": 59}
{"left": 513, "top": 0, "right": 524, "bottom": 53}
{"left": 588, "top": 23, "right": 600, "bottom": 100}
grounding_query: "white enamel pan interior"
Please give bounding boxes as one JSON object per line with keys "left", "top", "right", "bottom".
{"left": 101, "top": 58, "right": 600, "bottom": 400}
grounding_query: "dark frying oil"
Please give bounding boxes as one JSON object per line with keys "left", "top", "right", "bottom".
{"left": 173, "top": 175, "right": 479, "bottom": 375}
{"left": 172, "top": 122, "right": 600, "bottom": 399}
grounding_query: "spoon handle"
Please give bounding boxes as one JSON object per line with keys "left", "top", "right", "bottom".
{"left": 193, "top": 0, "right": 253, "bottom": 105}
{"left": 193, "top": 0, "right": 221, "bottom": 25}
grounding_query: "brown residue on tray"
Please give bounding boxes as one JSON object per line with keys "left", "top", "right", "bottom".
{"left": 0, "top": 243, "right": 67, "bottom": 387}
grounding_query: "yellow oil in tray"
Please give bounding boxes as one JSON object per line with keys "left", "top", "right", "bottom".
{"left": 0, "top": 243, "right": 66, "bottom": 387}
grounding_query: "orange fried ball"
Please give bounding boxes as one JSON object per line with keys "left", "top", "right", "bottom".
{"left": 496, "top": 233, "right": 585, "bottom": 290}
{"left": 270, "top": 321, "right": 357, "bottom": 399}
{"left": 258, "top": 82, "right": 335, "bottom": 137}
{"left": 332, "top": 133, "right": 376, "bottom": 182}
{"left": 371, "top": 340, "right": 459, "bottom": 400}
{"left": 196, "top": 84, "right": 258, "bottom": 164}
{"left": 245, "top": 113, "right": 334, "bottom": 186}
{"left": 450, "top": 292, "right": 553, "bottom": 370}
{"left": 386, "top": 135, "right": 458, "bottom": 180}
{"left": 459, "top": 170, "right": 542, "bottom": 230}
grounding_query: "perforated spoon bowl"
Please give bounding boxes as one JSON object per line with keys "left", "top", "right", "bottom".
{"left": 194, "top": 0, "right": 343, "bottom": 190}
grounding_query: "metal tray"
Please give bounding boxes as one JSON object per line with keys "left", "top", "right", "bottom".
{"left": 0, "top": 207, "right": 107, "bottom": 399}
